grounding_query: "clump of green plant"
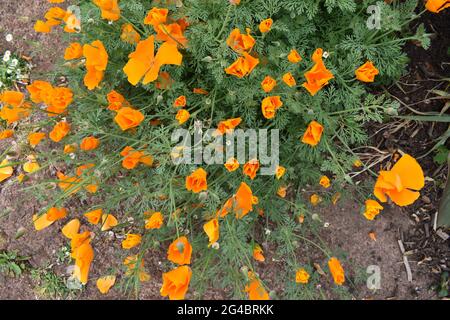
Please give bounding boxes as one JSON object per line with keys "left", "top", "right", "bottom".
{"left": 0, "top": 50, "right": 31, "bottom": 89}
{"left": 0, "top": 250, "right": 29, "bottom": 277}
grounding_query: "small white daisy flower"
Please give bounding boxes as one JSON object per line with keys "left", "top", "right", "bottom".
{"left": 5, "top": 34, "right": 13, "bottom": 42}
{"left": 322, "top": 51, "right": 329, "bottom": 59}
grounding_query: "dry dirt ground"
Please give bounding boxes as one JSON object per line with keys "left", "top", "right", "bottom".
{"left": 0, "top": 0, "right": 444, "bottom": 300}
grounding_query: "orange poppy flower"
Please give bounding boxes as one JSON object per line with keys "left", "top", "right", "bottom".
{"left": 167, "top": 236, "right": 192, "bottom": 265}
{"left": 216, "top": 117, "right": 241, "bottom": 135}
{"left": 277, "top": 186, "right": 287, "bottom": 198}
{"left": 224, "top": 157, "right": 240, "bottom": 172}
{"left": 144, "top": 7, "right": 168, "bottom": 26}
{"left": 46, "top": 87, "right": 73, "bottom": 116}
{"left": 49, "top": 121, "right": 71, "bottom": 142}
{"left": 0, "top": 91, "right": 24, "bottom": 107}
{"left": 328, "top": 257, "right": 345, "bottom": 285}
{"left": 355, "top": 61, "right": 379, "bottom": 82}
{"left": 34, "top": 20, "right": 52, "bottom": 33}
{"left": 245, "top": 272, "right": 269, "bottom": 300}
{"left": 123, "top": 35, "right": 182, "bottom": 86}
{"left": 28, "top": 132, "right": 46, "bottom": 147}
{"left": 261, "top": 76, "right": 277, "bottom": 93}
{"left": 259, "top": 18, "right": 273, "bottom": 33}
{"left": 319, "top": 175, "right": 331, "bottom": 188}
{"left": 122, "top": 234, "right": 142, "bottom": 249}
{"left": 56, "top": 172, "right": 81, "bottom": 194}
{"left": 145, "top": 211, "right": 164, "bottom": 229}
{"left": 363, "top": 199, "right": 383, "bottom": 220}
{"left": 84, "top": 209, "right": 103, "bottom": 225}
{"left": 0, "top": 129, "right": 13, "bottom": 140}
{"left": 282, "top": 72, "right": 296, "bottom": 87}
{"left": 203, "top": 219, "right": 219, "bottom": 247}
{"left": 83, "top": 40, "right": 108, "bottom": 90}
{"left": 296, "top": 268, "right": 310, "bottom": 284}
{"left": 173, "top": 95, "right": 187, "bottom": 108}
{"left": 160, "top": 265, "right": 192, "bottom": 300}
{"left": 288, "top": 49, "right": 302, "bottom": 63}
{"left": 0, "top": 92, "right": 31, "bottom": 124}
{"left": 235, "top": 182, "right": 255, "bottom": 218}
{"left": 253, "top": 244, "right": 265, "bottom": 262}
{"left": 27, "top": 81, "right": 53, "bottom": 104}
{"left": 23, "top": 155, "right": 40, "bottom": 173}
{"left": 425, "top": 0, "right": 450, "bottom": 12}
{"left": 62, "top": 219, "right": 80, "bottom": 240}
{"left": 121, "top": 23, "right": 141, "bottom": 44}
{"left": 301, "top": 120, "right": 323, "bottom": 147}
{"left": 302, "top": 48, "right": 334, "bottom": 96}
{"left": 0, "top": 159, "right": 13, "bottom": 183}
{"left": 243, "top": 159, "right": 260, "bottom": 180}
{"left": 97, "top": 275, "right": 116, "bottom": 294}
{"left": 114, "top": 107, "right": 145, "bottom": 131}
{"left": 64, "top": 42, "right": 83, "bottom": 60}
{"left": 186, "top": 168, "right": 208, "bottom": 193}
{"left": 72, "top": 241, "right": 94, "bottom": 285}
{"left": 310, "top": 194, "right": 321, "bottom": 206}
{"left": 226, "top": 28, "right": 255, "bottom": 53}
{"left": 225, "top": 52, "right": 259, "bottom": 78}
{"left": 154, "top": 22, "right": 188, "bottom": 47}
{"left": 193, "top": 88, "right": 208, "bottom": 95}
{"left": 261, "top": 96, "right": 283, "bottom": 119}
{"left": 275, "top": 165, "right": 285, "bottom": 179}
{"left": 373, "top": 154, "right": 424, "bottom": 206}
{"left": 33, "top": 207, "right": 67, "bottom": 231}
{"left": 107, "top": 90, "right": 128, "bottom": 111}
{"left": 93, "top": 0, "right": 121, "bottom": 21}
{"left": 63, "top": 144, "right": 77, "bottom": 154}
{"left": 80, "top": 136, "right": 100, "bottom": 151}
{"left": 101, "top": 213, "right": 118, "bottom": 231}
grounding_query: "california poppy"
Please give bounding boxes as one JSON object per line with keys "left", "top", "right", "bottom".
{"left": 363, "top": 199, "right": 383, "bottom": 220}
{"left": 101, "top": 213, "right": 118, "bottom": 231}
{"left": 160, "top": 265, "right": 192, "bottom": 300}
{"left": 261, "top": 76, "right": 276, "bottom": 93}
{"left": 97, "top": 275, "right": 116, "bottom": 294}
{"left": 275, "top": 166, "right": 286, "bottom": 179}
{"left": 167, "top": 236, "right": 192, "bottom": 265}
{"left": 144, "top": 7, "right": 168, "bottom": 26}
{"left": 83, "top": 40, "right": 108, "bottom": 90}
{"left": 355, "top": 61, "right": 379, "bottom": 82}
{"left": 122, "top": 234, "right": 142, "bottom": 249}
{"left": 259, "top": 18, "right": 273, "bottom": 33}
{"left": 295, "top": 268, "right": 310, "bottom": 284}
{"left": 80, "top": 136, "right": 100, "bottom": 151}
{"left": 253, "top": 244, "right": 265, "bottom": 262}
{"left": 319, "top": 175, "right": 331, "bottom": 188}
{"left": 186, "top": 168, "right": 207, "bottom": 193}
{"left": 28, "top": 132, "right": 46, "bottom": 147}
{"left": 328, "top": 257, "right": 345, "bottom": 285}
{"left": 373, "top": 154, "right": 424, "bottom": 206}
{"left": 123, "top": 35, "right": 182, "bottom": 86}
{"left": 93, "top": 0, "right": 121, "bottom": 21}
{"left": 64, "top": 42, "right": 83, "bottom": 60}
{"left": 245, "top": 272, "right": 269, "bottom": 300}
{"left": 173, "top": 95, "right": 187, "bottom": 108}
{"left": 282, "top": 72, "right": 296, "bottom": 87}
{"left": 224, "top": 157, "right": 240, "bottom": 172}
{"left": 145, "top": 211, "right": 164, "bottom": 229}
{"left": 203, "top": 219, "right": 219, "bottom": 246}
{"left": 226, "top": 28, "right": 255, "bottom": 53}
{"left": 301, "top": 121, "right": 323, "bottom": 147}
{"left": 225, "top": 52, "right": 259, "bottom": 78}
{"left": 243, "top": 159, "right": 260, "bottom": 180}
{"left": 121, "top": 23, "right": 141, "bottom": 44}
{"left": 114, "top": 107, "right": 145, "bottom": 131}
{"left": 175, "top": 109, "right": 190, "bottom": 124}
{"left": 302, "top": 48, "right": 334, "bottom": 96}
{"left": 49, "top": 121, "right": 71, "bottom": 142}
{"left": 261, "top": 96, "right": 283, "bottom": 119}
{"left": 425, "top": 0, "right": 450, "bottom": 13}
{"left": 216, "top": 118, "right": 241, "bottom": 135}
{"left": 288, "top": 49, "right": 302, "bottom": 63}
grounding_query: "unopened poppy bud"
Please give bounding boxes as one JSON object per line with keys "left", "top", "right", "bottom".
{"left": 156, "top": 95, "right": 163, "bottom": 104}
{"left": 312, "top": 213, "right": 321, "bottom": 221}
{"left": 199, "top": 192, "right": 208, "bottom": 201}
{"left": 202, "top": 56, "right": 212, "bottom": 63}
{"left": 205, "top": 98, "right": 212, "bottom": 105}
{"left": 385, "top": 107, "right": 397, "bottom": 116}
{"left": 240, "top": 266, "right": 249, "bottom": 275}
